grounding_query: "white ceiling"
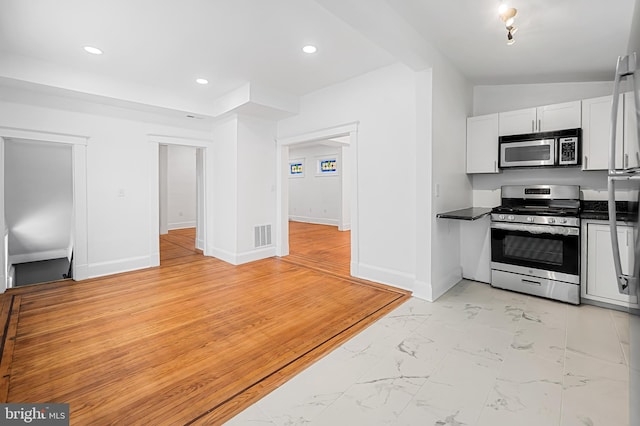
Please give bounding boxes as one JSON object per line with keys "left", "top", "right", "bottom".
{"left": 0, "top": 0, "right": 637, "bottom": 116}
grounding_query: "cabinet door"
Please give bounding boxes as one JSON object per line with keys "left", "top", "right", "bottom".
{"left": 586, "top": 223, "right": 637, "bottom": 304}
{"left": 537, "top": 100, "right": 582, "bottom": 132}
{"left": 466, "top": 114, "right": 499, "bottom": 173}
{"left": 624, "top": 91, "right": 640, "bottom": 169}
{"left": 581, "top": 96, "right": 623, "bottom": 170}
{"left": 498, "top": 108, "right": 536, "bottom": 136}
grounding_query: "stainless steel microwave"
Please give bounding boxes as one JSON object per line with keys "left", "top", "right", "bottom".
{"left": 499, "top": 128, "right": 581, "bottom": 169}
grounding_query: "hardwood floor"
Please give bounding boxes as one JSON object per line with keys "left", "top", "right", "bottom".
{"left": 0, "top": 225, "right": 410, "bottom": 425}
{"left": 285, "top": 221, "right": 351, "bottom": 276}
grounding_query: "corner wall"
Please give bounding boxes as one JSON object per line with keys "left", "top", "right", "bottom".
{"left": 427, "top": 58, "right": 474, "bottom": 300}
{"left": 278, "top": 63, "right": 419, "bottom": 292}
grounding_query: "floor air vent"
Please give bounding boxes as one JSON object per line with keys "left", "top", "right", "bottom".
{"left": 254, "top": 224, "right": 272, "bottom": 248}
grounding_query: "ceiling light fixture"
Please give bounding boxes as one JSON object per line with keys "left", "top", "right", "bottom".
{"left": 83, "top": 46, "right": 103, "bottom": 55}
{"left": 498, "top": 4, "right": 518, "bottom": 45}
{"left": 302, "top": 45, "right": 317, "bottom": 54}
{"left": 195, "top": 78, "right": 208, "bottom": 85}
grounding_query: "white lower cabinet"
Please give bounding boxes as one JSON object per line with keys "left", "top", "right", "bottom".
{"left": 582, "top": 220, "right": 638, "bottom": 308}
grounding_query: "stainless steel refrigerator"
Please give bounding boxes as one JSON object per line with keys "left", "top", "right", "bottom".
{"left": 608, "top": 52, "right": 640, "bottom": 303}
{"left": 608, "top": 52, "right": 640, "bottom": 426}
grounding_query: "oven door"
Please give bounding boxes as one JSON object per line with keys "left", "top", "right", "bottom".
{"left": 500, "top": 139, "right": 556, "bottom": 168}
{"left": 491, "top": 222, "right": 580, "bottom": 282}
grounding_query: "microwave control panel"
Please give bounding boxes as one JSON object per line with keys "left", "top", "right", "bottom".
{"left": 558, "top": 137, "right": 579, "bottom": 165}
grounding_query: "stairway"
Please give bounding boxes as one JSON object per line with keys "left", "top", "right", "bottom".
{"left": 13, "top": 257, "right": 71, "bottom": 287}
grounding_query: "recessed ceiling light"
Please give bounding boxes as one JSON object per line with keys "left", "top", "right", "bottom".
{"left": 83, "top": 46, "right": 103, "bottom": 55}
{"left": 195, "top": 78, "right": 209, "bottom": 85}
{"left": 302, "top": 45, "right": 317, "bottom": 54}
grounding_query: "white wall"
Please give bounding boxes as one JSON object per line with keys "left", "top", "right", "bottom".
{"left": 211, "top": 115, "right": 239, "bottom": 258}
{"left": 473, "top": 81, "right": 614, "bottom": 116}
{"left": 0, "top": 96, "right": 212, "bottom": 279}
{"left": 278, "top": 63, "right": 419, "bottom": 292}
{"left": 236, "top": 114, "right": 277, "bottom": 259}
{"left": 288, "top": 144, "right": 342, "bottom": 227}
{"left": 428, "top": 57, "right": 474, "bottom": 300}
{"left": 167, "top": 144, "right": 197, "bottom": 230}
{"left": 5, "top": 139, "right": 73, "bottom": 264}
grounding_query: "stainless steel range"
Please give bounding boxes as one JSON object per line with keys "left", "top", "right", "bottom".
{"left": 490, "top": 185, "right": 581, "bottom": 304}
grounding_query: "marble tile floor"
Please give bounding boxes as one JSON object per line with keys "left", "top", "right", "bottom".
{"left": 226, "top": 280, "right": 639, "bottom": 426}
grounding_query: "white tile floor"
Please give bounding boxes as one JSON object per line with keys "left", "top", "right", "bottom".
{"left": 225, "top": 280, "right": 640, "bottom": 426}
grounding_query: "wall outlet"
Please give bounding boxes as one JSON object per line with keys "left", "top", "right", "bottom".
{"left": 117, "top": 188, "right": 125, "bottom": 197}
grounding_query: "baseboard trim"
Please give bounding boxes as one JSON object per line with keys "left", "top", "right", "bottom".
{"left": 209, "top": 246, "right": 276, "bottom": 266}
{"left": 289, "top": 216, "right": 339, "bottom": 227}
{"left": 168, "top": 221, "right": 196, "bottom": 230}
{"left": 355, "top": 262, "right": 414, "bottom": 294}
{"left": 87, "top": 256, "right": 153, "bottom": 279}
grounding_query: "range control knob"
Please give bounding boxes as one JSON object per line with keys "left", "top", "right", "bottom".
{"left": 527, "top": 217, "right": 534, "bottom": 222}
{"left": 559, "top": 218, "right": 567, "bottom": 224}
{"left": 508, "top": 215, "right": 515, "bottom": 221}
{"left": 499, "top": 214, "right": 505, "bottom": 220}
{"left": 548, "top": 217, "right": 556, "bottom": 224}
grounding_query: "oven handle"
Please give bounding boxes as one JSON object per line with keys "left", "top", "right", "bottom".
{"left": 491, "top": 221, "right": 579, "bottom": 236}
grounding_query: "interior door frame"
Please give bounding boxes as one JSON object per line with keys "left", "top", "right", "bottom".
{"left": 148, "top": 135, "right": 211, "bottom": 264}
{"left": 276, "top": 122, "right": 359, "bottom": 275}
{"left": 0, "top": 127, "right": 89, "bottom": 292}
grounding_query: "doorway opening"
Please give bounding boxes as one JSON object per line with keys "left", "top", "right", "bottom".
{"left": 276, "top": 123, "right": 359, "bottom": 277}
{"left": 157, "top": 142, "right": 207, "bottom": 265}
{"left": 4, "top": 138, "right": 74, "bottom": 287}
{"left": 286, "top": 139, "right": 351, "bottom": 276}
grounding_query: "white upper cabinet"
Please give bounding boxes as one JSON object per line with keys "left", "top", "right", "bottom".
{"left": 498, "top": 108, "right": 537, "bottom": 136}
{"left": 466, "top": 113, "right": 499, "bottom": 174}
{"left": 581, "top": 95, "right": 623, "bottom": 170}
{"left": 537, "top": 101, "right": 582, "bottom": 132}
{"left": 498, "top": 100, "right": 582, "bottom": 136}
{"left": 624, "top": 91, "right": 640, "bottom": 169}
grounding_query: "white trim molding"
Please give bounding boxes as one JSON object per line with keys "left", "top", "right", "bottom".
{"left": 87, "top": 255, "right": 154, "bottom": 279}
{"left": 356, "top": 262, "right": 415, "bottom": 294}
{"left": 147, "top": 134, "right": 212, "bottom": 147}
{"left": 209, "top": 246, "right": 277, "bottom": 266}
{"left": 0, "top": 127, "right": 89, "bottom": 284}
{"left": 278, "top": 122, "right": 359, "bottom": 145}
{"left": 0, "top": 126, "right": 88, "bottom": 145}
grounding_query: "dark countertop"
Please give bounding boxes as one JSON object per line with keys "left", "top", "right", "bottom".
{"left": 437, "top": 207, "right": 492, "bottom": 221}
{"left": 581, "top": 200, "right": 638, "bottom": 222}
